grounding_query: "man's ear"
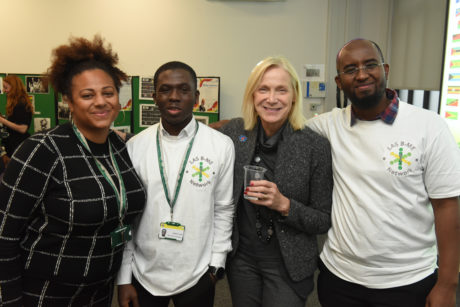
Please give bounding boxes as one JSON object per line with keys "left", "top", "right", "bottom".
{"left": 335, "top": 75, "right": 342, "bottom": 90}
{"left": 195, "top": 90, "right": 200, "bottom": 104}
{"left": 383, "top": 63, "right": 390, "bottom": 80}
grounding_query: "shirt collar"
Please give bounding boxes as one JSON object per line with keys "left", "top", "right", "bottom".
{"left": 350, "top": 89, "right": 399, "bottom": 127}
{"left": 160, "top": 117, "right": 196, "bottom": 139}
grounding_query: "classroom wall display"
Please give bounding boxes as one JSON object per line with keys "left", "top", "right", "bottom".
{"left": 0, "top": 74, "right": 56, "bottom": 134}
{"left": 440, "top": 0, "right": 460, "bottom": 147}
{"left": 26, "top": 76, "right": 49, "bottom": 94}
{"left": 195, "top": 115, "right": 209, "bottom": 125}
{"left": 112, "top": 125, "right": 131, "bottom": 133}
{"left": 34, "top": 117, "right": 51, "bottom": 132}
{"left": 57, "top": 100, "right": 70, "bottom": 120}
{"left": 139, "top": 103, "right": 160, "bottom": 127}
{"left": 194, "top": 77, "right": 219, "bottom": 113}
{"left": 192, "top": 77, "right": 220, "bottom": 124}
{"left": 139, "top": 77, "right": 154, "bottom": 100}
{"left": 120, "top": 77, "right": 133, "bottom": 111}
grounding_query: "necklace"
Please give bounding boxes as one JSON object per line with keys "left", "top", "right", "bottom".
{"left": 253, "top": 138, "right": 275, "bottom": 243}
{"left": 255, "top": 209, "right": 274, "bottom": 242}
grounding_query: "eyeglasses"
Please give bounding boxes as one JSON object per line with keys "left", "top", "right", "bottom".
{"left": 339, "top": 63, "right": 384, "bottom": 76}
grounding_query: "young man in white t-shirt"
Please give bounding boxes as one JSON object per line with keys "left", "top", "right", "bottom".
{"left": 308, "top": 39, "right": 460, "bottom": 307}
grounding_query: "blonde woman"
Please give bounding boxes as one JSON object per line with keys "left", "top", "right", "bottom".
{"left": 220, "top": 56, "right": 333, "bottom": 307}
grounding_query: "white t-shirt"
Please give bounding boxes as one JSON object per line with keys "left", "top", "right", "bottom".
{"left": 116, "top": 118, "right": 235, "bottom": 295}
{"left": 308, "top": 101, "right": 460, "bottom": 288}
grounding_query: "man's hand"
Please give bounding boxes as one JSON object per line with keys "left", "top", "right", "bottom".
{"left": 425, "top": 281, "right": 457, "bottom": 307}
{"left": 118, "top": 284, "right": 140, "bottom": 307}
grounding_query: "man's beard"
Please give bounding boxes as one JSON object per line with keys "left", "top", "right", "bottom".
{"left": 347, "top": 85, "right": 386, "bottom": 110}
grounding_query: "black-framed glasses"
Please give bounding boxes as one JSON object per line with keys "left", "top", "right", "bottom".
{"left": 339, "top": 63, "right": 384, "bottom": 76}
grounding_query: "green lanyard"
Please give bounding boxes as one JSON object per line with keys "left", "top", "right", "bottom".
{"left": 156, "top": 120, "right": 199, "bottom": 221}
{"left": 73, "top": 126, "right": 127, "bottom": 226}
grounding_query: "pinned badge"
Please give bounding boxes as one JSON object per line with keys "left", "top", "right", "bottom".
{"left": 239, "top": 135, "right": 248, "bottom": 142}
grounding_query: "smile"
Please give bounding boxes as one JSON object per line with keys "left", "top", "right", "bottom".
{"left": 355, "top": 83, "right": 374, "bottom": 91}
{"left": 263, "top": 106, "right": 282, "bottom": 112}
{"left": 92, "top": 110, "right": 111, "bottom": 117}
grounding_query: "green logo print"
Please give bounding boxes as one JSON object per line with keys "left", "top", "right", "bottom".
{"left": 192, "top": 162, "right": 210, "bottom": 182}
{"left": 390, "top": 147, "right": 412, "bottom": 170}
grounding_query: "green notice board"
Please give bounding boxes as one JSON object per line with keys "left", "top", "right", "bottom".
{"left": 0, "top": 74, "right": 56, "bottom": 134}
{"left": 131, "top": 76, "right": 221, "bottom": 134}
{"left": 0, "top": 74, "right": 221, "bottom": 137}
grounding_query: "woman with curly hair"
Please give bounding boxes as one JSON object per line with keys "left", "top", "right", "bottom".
{"left": 0, "top": 36, "right": 146, "bottom": 307}
{"left": 1, "top": 75, "right": 33, "bottom": 158}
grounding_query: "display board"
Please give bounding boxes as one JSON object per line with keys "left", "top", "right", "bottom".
{"left": 132, "top": 76, "right": 221, "bottom": 133}
{"left": 0, "top": 73, "right": 56, "bottom": 134}
{"left": 0, "top": 74, "right": 221, "bottom": 137}
{"left": 440, "top": 0, "right": 460, "bottom": 147}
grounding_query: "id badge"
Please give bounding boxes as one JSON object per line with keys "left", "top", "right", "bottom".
{"left": 159, "top": 222, "right": 185, "bottom": 242}
{"left": 110, "top": 224, "right": 132, "bottom": 248}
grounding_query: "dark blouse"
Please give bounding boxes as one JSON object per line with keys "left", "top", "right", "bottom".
{"left": 4, "top": 99, "right": 32, "bottom": 157}
{"left": 0, "top": 123, "right": 146, "bottom": 306}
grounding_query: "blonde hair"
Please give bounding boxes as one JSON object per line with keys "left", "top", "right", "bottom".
{"left": 241, "top": 56, "right": 305, "bottom": 131}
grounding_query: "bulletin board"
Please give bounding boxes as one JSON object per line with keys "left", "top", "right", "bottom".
{"left": 131, "top": 76, "right": 221, "bottom": 134}
{"left": 0, "top": 74, "right": 221, "bottom": 137}
{"left": 0, "top": 73, "right": 56, "bottom": 134}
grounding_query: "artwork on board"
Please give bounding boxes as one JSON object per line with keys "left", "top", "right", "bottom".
{"left": 58, "top": 101, "right": 71, "bottom": 120}
{"left": 139, "top": 77, "right": 154, "bottom": 100}
{"left": 34, "top": 117, "right": 51, "bottom": 132}
{"left": 194, "top": 77, "right": 219, "bottom": 113}
{"left": 195, "top": 115, "right": 209, "bottom": 125}
{"left": 26, "top": 76, "right": 48, "bottom": 94}
{"left": 120, "top": 77, "right": 132, "bottom": 111}
{"left": 139, "top": 103, "right": 160, "bottom": 127}
{"left": 112, "top": 125, "right": 131, "bottom": 134}
{"left": 27, "top": 95, "right": 40, "bottom": 115}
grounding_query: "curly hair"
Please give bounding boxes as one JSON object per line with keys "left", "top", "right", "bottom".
{"left": 46, "top": 35, "right": 127, "bottom": 100}
{"left": 3, "top": 75, "right": 34, "bottom": 116}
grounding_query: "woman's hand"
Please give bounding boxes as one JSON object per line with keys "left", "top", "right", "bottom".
{"left": 244, "top": 180, "right": 290, "bottom": 215}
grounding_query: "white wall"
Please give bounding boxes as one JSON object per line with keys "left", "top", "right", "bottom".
{"left": 0, "top": 0, "right": 398, "bottom": 119}
{"left": 0, "top": 0, "right": 328, "bottom": 119}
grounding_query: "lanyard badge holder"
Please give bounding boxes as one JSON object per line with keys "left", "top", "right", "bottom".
{"left": 156, "top": 121, "right": 198, "bottom": 242}
{"left": 73, "top": 126, "right": 131, "bottom": 248}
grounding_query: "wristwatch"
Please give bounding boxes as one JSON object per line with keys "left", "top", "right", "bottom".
{"left": 208, "top": 266, "right": 225, "bottom": 280}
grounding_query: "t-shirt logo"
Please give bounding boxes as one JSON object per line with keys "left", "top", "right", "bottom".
{"left": 187, "top": 156, "right": 215, "bottom": 188}
{"left": 383, "top": 141, "right": 420, "bottom": 176}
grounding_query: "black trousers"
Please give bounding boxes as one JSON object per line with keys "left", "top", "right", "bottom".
{"left": 131, "top": 272, "right": 215, "bottom": 307}
{"left": 317, "top": 260, "right": 437, "bottom": 307}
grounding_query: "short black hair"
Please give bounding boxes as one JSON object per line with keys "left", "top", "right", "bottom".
{"left": 153, "top": 61, "right": 197, "bottom": 93}
{"left": 336, "top": 39, "right": 386, "bottom": 74}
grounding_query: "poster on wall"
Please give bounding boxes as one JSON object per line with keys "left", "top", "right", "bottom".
{"left": 195, "top": 115, "right": 209, "bottom": 125}
{"left": 139, "top": 77, "right": 154, "bottom": 100}
{"left": 112, "top": 125, "right": 131, "bottom": 133}
{"left": 26, "top": 76, "right": 48, "bottom": 94}
{"left": 34, "top": 117, "right": 51, "bottom": 132}
{"left": 440, "top": 0, "right": 460, "bottom": 147}
{"left": 119, "top": 77, "right": 132, "bottom": 111}
{"left": 58, "top": 101, "right": 70, "bottom": 120}
{"left": 194, "top": 77, "right": 219, "bottom": 113}
{"left": 28, "top": 95, "right": 39, "bottom": 115}
{"left": 140, "top": 104, "right": 160, "bottom": 127}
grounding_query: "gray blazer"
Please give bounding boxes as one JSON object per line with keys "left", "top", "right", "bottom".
{"left": 221, "top": 118, "right": 332, "bottom": 281}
